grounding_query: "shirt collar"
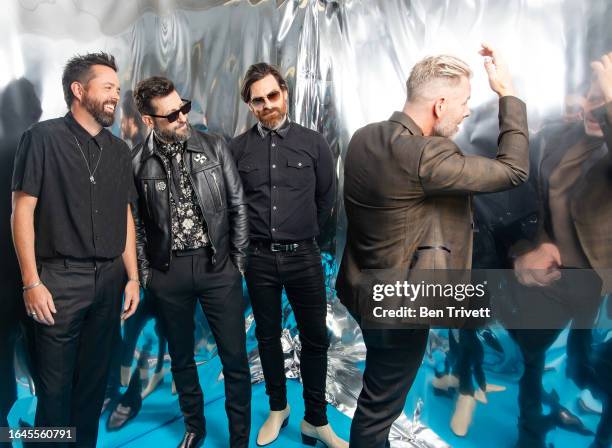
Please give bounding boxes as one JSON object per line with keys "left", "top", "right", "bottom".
{"left": 388, "top": 111, "right": 424, "bottom": 136}
{"left": 154, "top": 132, "right": 186, "bottom": 157}
{"left": 64, "top": 112, "right": 108, "bottom": 147}
{"left": 256, "top": 115, "right": 291, "bottom": 139}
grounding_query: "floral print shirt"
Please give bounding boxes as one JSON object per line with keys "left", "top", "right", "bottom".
{"left": 156, "top": 140, "right": 210, "bottom": 250}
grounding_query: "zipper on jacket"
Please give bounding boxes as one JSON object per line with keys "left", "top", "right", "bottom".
{"left": 187, "top": 168, "right": 217, "bottom": 262}
{"left": 143, "top": 182, "right": 152, "bottom": 217}
{"left": 211, "top": 171, "right": 223, "bottom": 209}
{"left": 167, "top": 174, "right": 173, "bottom": 264}
{"left": 148, "top": 151, "right": 176, "bottom": 267}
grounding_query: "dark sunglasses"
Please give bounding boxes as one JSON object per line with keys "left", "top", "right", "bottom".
{"left": 148, "top": 99, "right": 191, "bottom": 123}
{"left": 250, "top": 90, "right": 281, "bottom": 108}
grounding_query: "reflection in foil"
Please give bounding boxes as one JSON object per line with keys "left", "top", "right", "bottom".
{"left": 2, "top": 1, "right": 611, "bottom": 446}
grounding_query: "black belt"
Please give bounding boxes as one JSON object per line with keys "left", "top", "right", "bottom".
{"left": 251, "top": 238, "right": 314, "bottom": 253}
{"left": 39, "top": 256, "right": 116, "bottom": 268}
{"left": 173, "top": 247, "right": 210, "bottom": 257}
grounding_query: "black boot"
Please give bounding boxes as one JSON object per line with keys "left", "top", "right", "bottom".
{"left": 177, "top": 431, "right": 205, "bottom": 448}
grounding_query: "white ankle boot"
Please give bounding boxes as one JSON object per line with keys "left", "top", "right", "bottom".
{"left": 141, "top": 370, "right": 165, "bottom": 399}
{"left": 450, "top": 393, "right": 477, "bottom": 436}
{"left": 300, "top": 420, "right": 348, "bottom": 448}
{"left": 432, "top": 373, "right": 459, "bottom": 391}
{"left": 256, "top": 405, "right": 290, "bottom": 446}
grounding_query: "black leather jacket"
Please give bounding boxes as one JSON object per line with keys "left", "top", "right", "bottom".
{"left": 131, "top": 129, "right": 248, "bottom": 286}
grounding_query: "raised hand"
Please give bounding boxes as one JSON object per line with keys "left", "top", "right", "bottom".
{"left": 479, "top": 43, "right": 516, "bottom": 98}
{"left": 591, "top": 52, "right": 612, "bottom": 102}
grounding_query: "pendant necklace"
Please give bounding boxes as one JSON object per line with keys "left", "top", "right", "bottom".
{"left": 72, "top": 135, "right": 103, "bottom": 184}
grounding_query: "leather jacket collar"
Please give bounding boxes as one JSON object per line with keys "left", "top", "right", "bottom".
{"left": 141, "top": 126, "right": 207, "bottom": 162}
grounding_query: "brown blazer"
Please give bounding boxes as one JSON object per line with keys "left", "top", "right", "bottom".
{"left": 534, "top": 103, "right": 612, "bottom": 291}
{"left": 336, "top": 96, "right": 529, "bottom": 316}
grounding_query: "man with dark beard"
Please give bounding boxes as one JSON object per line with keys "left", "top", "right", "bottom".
{"left": 11, "top": 52, "right": 140, "bottom": 447}
{"left": 131, "top": 76, "right": 251, "bottom": 448}
{"left": 230, "top": 63, "right": 343, "bottom": 447}
{"left": 336, "top": 44, "right": 529, "bottom": 447}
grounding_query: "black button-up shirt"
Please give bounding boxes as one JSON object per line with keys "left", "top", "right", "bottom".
{"left": 12, "top": 112, "right": 137, "bottom": 259}
{"left": 230, "top": 120, "right": 336, "bottom": 242}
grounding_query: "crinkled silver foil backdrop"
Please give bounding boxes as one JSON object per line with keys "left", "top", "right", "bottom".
{"left": 1, "top": 1, "right": 611, "bottom": 447}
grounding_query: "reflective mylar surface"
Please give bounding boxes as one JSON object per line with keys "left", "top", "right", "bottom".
{"left": 1, "top": 1, "right": 611, "bottom": 447}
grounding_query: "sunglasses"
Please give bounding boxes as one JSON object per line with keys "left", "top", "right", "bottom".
{"left": 148, "top": 99, "right": 191, "bottom": 123}
{"left": 250, "top": 90, "right": 282, "bottom": 108}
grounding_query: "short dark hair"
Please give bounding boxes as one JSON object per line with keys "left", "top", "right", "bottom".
{"left": 61, "top": 52, "right": 117, "bottom": 108}
{"left": 240, "top": 63, "right": 288, "bottom": 103}
{"left": 133, "top": 76, "right": 175, "bottom": 116}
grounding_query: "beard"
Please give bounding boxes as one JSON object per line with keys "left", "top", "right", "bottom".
{"left": 257, "top": 101, "right": 288, "bottom": 129}
{"left": 433, "top": 117, "right": 460, "bottom": 138}
{"left": 154, "top": 121, "right": 192, "bottom": 143}
{"left": 82, "top": 91, "right": 116, "bottom": 128}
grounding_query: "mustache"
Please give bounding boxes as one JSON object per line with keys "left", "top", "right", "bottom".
{"left": 260, "top": 107, "right": 283, "bottom": 116}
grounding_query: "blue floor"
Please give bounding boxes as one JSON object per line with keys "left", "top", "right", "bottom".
{"left": 117, "top": 382, "right": 351, "bottom": 448}
{"left": 10, "top": 359, "right": 602, "bottom": 447}
{"left": 111, "top": 370, "right": 601, "bottom": 448}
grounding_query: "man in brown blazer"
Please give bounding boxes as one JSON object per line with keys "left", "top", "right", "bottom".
{"left": 510, "top": 52, "right": 612, "bottom": 448}
{"left": 335, "top": 44, "right": 529, "bottom": 448}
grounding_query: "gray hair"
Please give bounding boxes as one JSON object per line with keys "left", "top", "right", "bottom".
{"left": 406, "top": 55, "right": 472, "bottom": 101}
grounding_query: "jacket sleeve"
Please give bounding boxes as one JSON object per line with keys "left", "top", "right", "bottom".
{"left": 217, "top": 136, "right": 249, "bottom": 271}
{"left": 419, "top": 96, "right": 530, "bottom": 194}
{"left": 130, "top": 148, "right": 152, "bottom": 287}
{"left": 131, "top": 198, "right": 152, "bottom": 287}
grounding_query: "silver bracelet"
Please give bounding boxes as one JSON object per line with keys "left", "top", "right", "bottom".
{"left": 22, "top": 281, "right": 42, "bottom": 291}
{"left": 127, "top": 278, "right": 141, "bottom": 286}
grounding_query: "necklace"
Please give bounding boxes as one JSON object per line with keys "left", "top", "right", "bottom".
{"left": 72, "top": 135, "right": 103, "bottom": 184}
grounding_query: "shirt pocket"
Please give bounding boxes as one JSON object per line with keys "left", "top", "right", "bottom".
{"left": 238, "top": 162, "right": 265, "bottom": 191}
{"left": 286, "top": 155, "right": 313, "bottom": 188}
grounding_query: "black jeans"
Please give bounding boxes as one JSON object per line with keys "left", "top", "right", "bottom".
{"left": 349, "top": 326, "right": 429, "bottom": 448}
{"left": 245, "top": 239, "right": 330, "bottom": 427}
{"left": 31, "top": 257, "right": 125, "bottom": 448}
{"left": 148, "top": 249, "right": 250, "bottom": 447}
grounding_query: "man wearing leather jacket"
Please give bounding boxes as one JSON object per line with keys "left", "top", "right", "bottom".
{"left": 131, "top": 76, "right": 251, "bottom": 448}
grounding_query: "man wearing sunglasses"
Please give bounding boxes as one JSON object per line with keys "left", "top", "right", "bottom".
{"left": 131, "top": 76, "right": 250, "bottom": 448}
{"left": 230, "top": 63, "right": 344, "bottom": 447}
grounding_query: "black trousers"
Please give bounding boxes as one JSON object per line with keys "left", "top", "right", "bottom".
{"left": 148, "top": 250, "right": 251, "bottom": 447}
{"left": 245, "top": 239, "right": 330, "bottom": 427}
{"left": 508, "top": 269, "right": 603, "bottom": 447}
{"left": 454, "top": 330, "right": 486, "bottom": 396}
{"left": 349, "top": 325, "right": 429, "bottom": 448}
{"left": 31, "top": 257, "right": 125, "bottom": 448}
